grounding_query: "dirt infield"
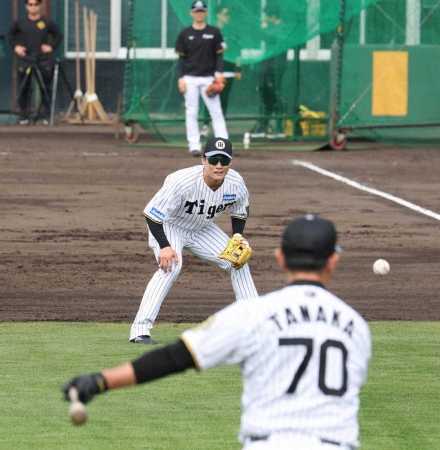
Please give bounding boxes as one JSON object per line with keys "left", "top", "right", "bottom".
{"left": 1, "top": 125, "right": 439, "bottom": 327}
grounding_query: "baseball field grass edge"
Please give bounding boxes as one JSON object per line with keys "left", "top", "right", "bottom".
{"left": 0, "top": 321, "right": 438, "bottom": 449}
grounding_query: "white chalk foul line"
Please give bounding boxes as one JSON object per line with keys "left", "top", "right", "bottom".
{"left": 82, "top": 152, "right": 120, "bottom": 156}
{"left": 293, "top": 160, "right": 440, "bottom": 221}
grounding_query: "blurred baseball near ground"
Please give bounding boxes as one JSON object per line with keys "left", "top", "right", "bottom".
{"left": 373, "top": 259, "right": 390, "bottom": 276}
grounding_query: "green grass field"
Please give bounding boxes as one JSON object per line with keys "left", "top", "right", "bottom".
{"left": 0, "top": 322, "right": 438, "bottom": 449}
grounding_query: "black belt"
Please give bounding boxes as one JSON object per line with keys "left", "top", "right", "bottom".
{"left": 249, "top": 435, "right": 269, "bottom": 442}
{"left": 321, "top": 438, "right": 341, "bottom": 446}
{"left": 248, "top": 435, "right": 341, "bottom": 446}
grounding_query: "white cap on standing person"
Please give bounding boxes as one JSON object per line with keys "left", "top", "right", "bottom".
{"left": 191, "top": 1, "right": 207, "bottom": 12}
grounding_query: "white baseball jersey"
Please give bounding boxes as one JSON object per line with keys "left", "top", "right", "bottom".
{"left": 130, "top": 165, "right": 258, "bottom": 341}
{"left": 182, "top": 281, "right": 371, "bottom": 448}
{"left": 143, "top": 165, "right": 249, "bottom": 229}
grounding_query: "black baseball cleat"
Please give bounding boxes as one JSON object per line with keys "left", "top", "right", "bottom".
{"left": 130, "top": 335, "right": 157, "bottom": 345}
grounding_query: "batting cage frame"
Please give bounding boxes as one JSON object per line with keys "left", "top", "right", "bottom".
{"left": 121, "top": 0, "right": 440, "bottom": 150}
{"left": 330, "top": 0, "right": 440, "bottom": 150}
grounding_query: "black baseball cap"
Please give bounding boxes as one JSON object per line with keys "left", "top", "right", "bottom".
{"left": 203, "top": 137, "right": 233, "bottom": 159}
{"left": 191, "top": 1, "right": 207, "bottom": 11}
{"left": 282, "top": 214, "right": 342, "bottom": 270}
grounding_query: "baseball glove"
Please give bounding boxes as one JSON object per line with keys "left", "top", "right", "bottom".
{"left": 206, "top": 76, "right": 227, "bottom": 98}
{"left": 219, "top": 234, "right": 253, "bottom": 269}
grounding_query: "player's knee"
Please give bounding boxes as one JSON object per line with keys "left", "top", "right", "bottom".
{"left": 220, "top": 260, "right": 235, "bottom": 274}
{"left": 171, "top": 263, "right": 183, "bottom": 278}
{"left": 209, "top": 110, "right": 223, "bottom": 121}
{"left": 185, "top": 109, "right": 198, "bottom": 118}
{"left": 156, "top": 263, "right": 182, "bottom": 280}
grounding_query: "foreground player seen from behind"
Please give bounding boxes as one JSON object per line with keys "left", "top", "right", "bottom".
{"left": 130, "top": 137, "right": 258, "bottom": 345}
{"left": 63, "top": 214, "right": 371, "bottom": 450}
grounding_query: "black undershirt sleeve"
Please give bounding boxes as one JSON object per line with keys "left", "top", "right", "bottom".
{"left": 48, "top": 21, "right": 63, "bottom": 51}
{"left": 178, "top": 56, "right": 185, "bottom": 78}
{"left": 8, "top": 21, "right": 19, "bottom": 48}
{"left": 216, "top": 52, "right": 224, "bottom": 73}
{"left": 231, "top": 217, "right": 246, "bottom": 236}
{"left": 131, "top": 339, "right": 196, "bottom": 384}
{"left": 145, "top": 217, "right": 171, "bottom": 249}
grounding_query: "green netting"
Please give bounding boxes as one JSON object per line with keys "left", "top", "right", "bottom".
{"left": 333, "top": 0, "right": 440, "bottom": 146}
{"left": 167, "top": 0, "right": 378, "bottom": 65}
{"left": 122, "top": 0, "right": 440, "bottom": 146}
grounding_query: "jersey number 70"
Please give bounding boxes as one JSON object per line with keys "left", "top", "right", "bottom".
{"left": 279, "top": 338, "right": 348, "bottom": 396}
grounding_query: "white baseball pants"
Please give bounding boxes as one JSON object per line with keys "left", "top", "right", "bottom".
{"left": 242, "top": 434, "right": 355, "bottom": 450}
{"left": 130, "top": 222, "right": 258, "bottom": 340}
{"left": 183, "top": 75, "right": 228, "bottom": 152}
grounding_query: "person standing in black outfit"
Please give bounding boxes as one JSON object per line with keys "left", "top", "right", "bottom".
{"left": 8, "top": 0, "right": 62, "bottom": 125}
{"left": 175, "top": 1, "right": 228, "bottom": 156}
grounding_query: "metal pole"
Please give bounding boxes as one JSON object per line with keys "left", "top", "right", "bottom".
{"left": 292, "top": 46, "right": 301, "bottom": 136}
{"left": 50, "top": 60, "right": 59, "bottom": 126}
{"left": 12, "top": 0, "right": 19, "bottom": 110}
{"left": 333, "top": 0, "right": 346, "bottom": 128}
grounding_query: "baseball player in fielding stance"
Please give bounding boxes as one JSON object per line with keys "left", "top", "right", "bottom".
{"left": 175, "top": 1, "right": 229, "bottom": 156}
{"left": 130, "top": 137, "right": 258, "bottom": 345}
{"left": 63, "top": 214, "right": 371, "bottom": 450}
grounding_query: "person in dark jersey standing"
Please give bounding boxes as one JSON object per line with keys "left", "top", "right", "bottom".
{"left": 175, "top": 1, "right": 228, "bottom": 156}
{"left": 8, "top": 0, "right": 62, "bottom": 124}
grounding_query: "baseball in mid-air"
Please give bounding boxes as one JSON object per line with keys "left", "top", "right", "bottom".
{"left": 69, "top": 401, "right": 87, "bottom": 425}
{"left": 373, "top": 259, "right": 390, "bottom": 276}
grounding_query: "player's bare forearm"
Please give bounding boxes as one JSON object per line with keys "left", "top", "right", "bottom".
{"left": 158, "top": 246, "right": 179, "bottom": 272}
{"left": 102, "top": 363, "right": 137, "bottom": 389}
{"left": 178, "top": 77, "right": 186, "bottom": 93}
